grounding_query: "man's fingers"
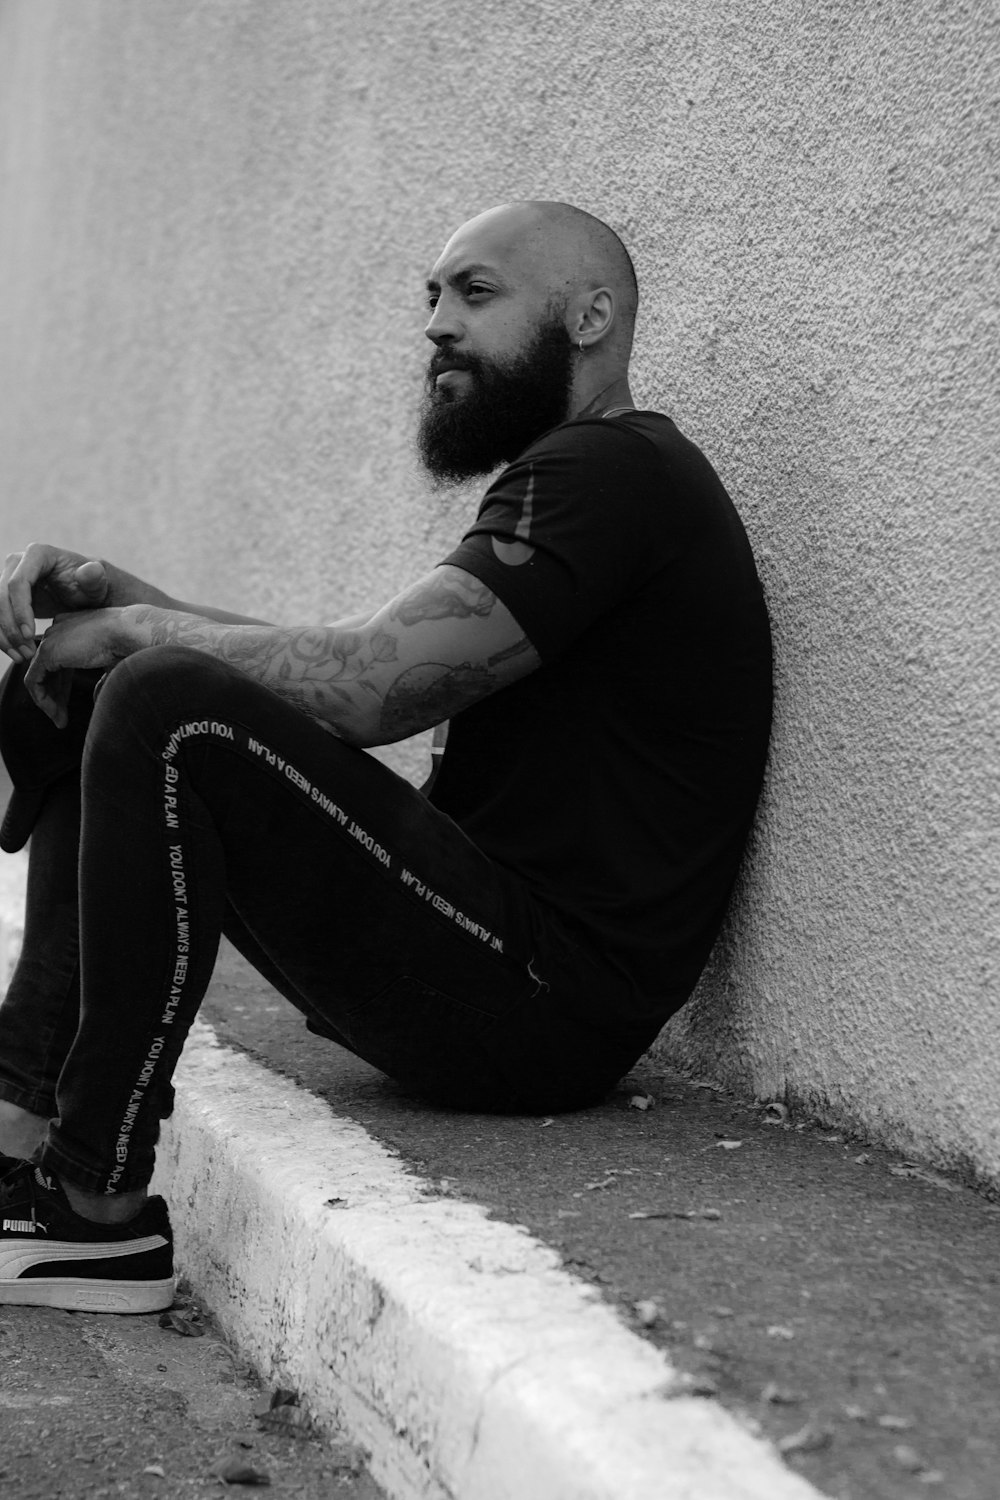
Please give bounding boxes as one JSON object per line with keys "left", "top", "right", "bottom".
{"left": 74, "top": 559, "right": 108, "bottom": 597}
{"left": 23, "top": 650, "right": 70, "bottom": 728}
{"left": 0, "top": 547, "right": 107, "bottom": 665}
{"left": 0, "top": 552, "right": 34, "bottom": 662}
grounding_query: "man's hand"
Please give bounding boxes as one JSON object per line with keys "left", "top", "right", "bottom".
{"left": 24, "top": 609, "right": 137, "bottom": 727}
{"left": 0, "top": 545, "right": 111, "bottom": 664}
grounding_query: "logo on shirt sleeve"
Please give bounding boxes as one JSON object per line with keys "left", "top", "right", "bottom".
{"left": 491, "top": 466, "right": 536, "bottom": 567}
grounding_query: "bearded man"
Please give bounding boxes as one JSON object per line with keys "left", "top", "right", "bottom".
{"left": 0, "top": 201, "right": 771, "bottom": 1312}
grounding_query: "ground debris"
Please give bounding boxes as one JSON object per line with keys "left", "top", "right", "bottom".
{"left": 877, "top": 1413, "right": 914, "bottom": 1430}
{"left": 892, "top": 1443, "right": 930, "bottom": 1474}
{"left": 158, "top": 1307, "right": 205, "bottom": 1338}
{"left": 762, "top": 1102, "right": 789, "bottom": 1125}
{"left": 327, "top": 1442, "right": 368, "bottom": 1475}
{"left": 628, "top": 1206, "right": 720, "bottom": 1221}
{"left": 766, "top": 1324, "right": 796, "bottom": 1340}
{"left": 777, "top": 1422, "right": 833, "bottom": 1457}
{"left": 760, "top": 1382, "right": 802, "bottom": 1406}
{"left": 254, "top": 1387, "right": 315, "bottom": 1438}
{"left": 658, "top": 1370, "right": 719, "bottom": 1398}
{"left": 628, "top": 1094, "right": 655, "bottom": 1111}
{"left": 889, "top": 1163, "right": 960, "bottom": 1191}
{"left": 713, "top": 1139, "right": 743, "bottom": 1150}
{"left": 633, "top": 1299, "right": 660, "bottom": 1327}
{"left": 209, "top": 1450, "right": 271, "bottom": 1485}
{"left": 142, "top": 1465, "right": 166, "bottom": 1477}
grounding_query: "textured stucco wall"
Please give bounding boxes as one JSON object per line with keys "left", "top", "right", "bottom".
{"left": 0, "top": 1, "right": 997, "bottom": 1179}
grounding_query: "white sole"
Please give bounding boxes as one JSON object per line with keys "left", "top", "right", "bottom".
{"left": 0, "top": 1275, "right": 175, "bottom": 1313}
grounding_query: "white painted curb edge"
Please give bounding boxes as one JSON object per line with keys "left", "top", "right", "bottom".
{"left": 153, "top": 1021, "right": 823, "bottom": 1500}
{"left": 0, "top": 861, "right": 820, "bottom": 1500}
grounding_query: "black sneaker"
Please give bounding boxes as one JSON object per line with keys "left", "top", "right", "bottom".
{"left": 0, "top": 1162, "right": 174, "bottom": 1313}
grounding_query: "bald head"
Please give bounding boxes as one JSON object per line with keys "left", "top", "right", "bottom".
{"left": 432, "top": 200, "right": 638, "bottom": 362}
{"left": 505, "top": 199, "right": 637, "bottom": 330}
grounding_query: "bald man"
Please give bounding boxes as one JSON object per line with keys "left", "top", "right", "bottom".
{"left": 0, "top": 202, "right": 771, "bottom": 1312}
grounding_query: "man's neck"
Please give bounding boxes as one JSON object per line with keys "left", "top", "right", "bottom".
{"left": 569, "top": 375, "right": 634, "bottom": 422}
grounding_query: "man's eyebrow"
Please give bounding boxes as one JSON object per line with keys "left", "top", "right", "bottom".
{"left": 425, "top": 263, "right": 504, "bottom": 293}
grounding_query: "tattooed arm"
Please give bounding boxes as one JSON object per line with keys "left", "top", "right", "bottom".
{"left": 0, "top": 541, "right": 285, "bottom": 667}
{"left": 23, "top": 566, "right": 541, "bottom": 742}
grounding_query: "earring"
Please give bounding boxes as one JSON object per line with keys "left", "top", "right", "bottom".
{"left": 578, "top": 338, "right": 586, "bottom": 354}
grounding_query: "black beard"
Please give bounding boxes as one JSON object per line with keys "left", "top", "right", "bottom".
{"left": 417, "top": 315, "right": 575, "bottom": 483}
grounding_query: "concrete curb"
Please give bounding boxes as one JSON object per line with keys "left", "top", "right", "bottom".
{"left": 0, "top": 859, "right": 822, "bottom": 1499}
{"left": 153, "top": 1022, "right": 823, "bottom": 1500}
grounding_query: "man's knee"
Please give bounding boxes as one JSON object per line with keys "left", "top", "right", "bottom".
{"left": 96, "top": 646, "right": 231, "bottom": 714}
{"left": 86, "top": 648, "right": 244, "bottom": 762}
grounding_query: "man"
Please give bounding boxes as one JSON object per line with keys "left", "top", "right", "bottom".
{"left": 0, "top": 201, "right": 771, "bottom": 1313}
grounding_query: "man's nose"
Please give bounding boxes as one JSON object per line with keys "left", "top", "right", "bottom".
{"left": 424, "top": 299, "right": 461, "bottom": 345}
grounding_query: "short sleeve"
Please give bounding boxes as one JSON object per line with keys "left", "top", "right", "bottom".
{"left": 440, "top": 420, "right": 667, "bottom": 660}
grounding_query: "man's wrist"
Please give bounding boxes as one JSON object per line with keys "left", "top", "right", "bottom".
{"left": 118, "top": 603, "right": 161, "bottom": 652}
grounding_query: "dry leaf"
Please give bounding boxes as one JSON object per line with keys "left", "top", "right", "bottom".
{"left": 763, "top": 1102, "right": 789, "bottom": 1125}
{"left": 209, "top": 1454, "right": 271, "bottom": 1485}
{"left": 660, "top": 1371, "right": 719, "bottom": 1398}
{"left": 889, "top": 1165, "right": 959, "bottom": 1191}
{"left": 629, "top": 1094, "right": 655, "bottom": 1111}
{"left": 778, "top": 1423, "right": 833, "bottom": 1456}
{"left": 892, "top": 1445, "right": 925, "bottom": 1473}
{"left": 628, "top": 1206, "right": 720, "bottom": 1221}
{"left": 256, "top": 1405, "right": 314, "bottom": 1437}
{"left": 633, "top": 1299, "right": 659, "bottom": 1327}
{"left": 327, "top": 1442, "right": 367, "bottom": 1475}
{"left": 715, "top": 1139, "right": 743, "bottom": 1150}
{"left": 158, "top": 1308, "right": 205, "bottom": 1338}
{"left": 877, "top": 1414, "right": 914, "bottom": 1431}
{"left": 766, "top": 1324, "right": 796, "bottom": 1340}
{"left": 761, "top": 1382, "right": 801, "bottom": 1405}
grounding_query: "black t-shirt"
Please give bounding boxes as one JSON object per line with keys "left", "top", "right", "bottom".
{"left": 433, "top": 410, "right": 772, "bottom": 1020}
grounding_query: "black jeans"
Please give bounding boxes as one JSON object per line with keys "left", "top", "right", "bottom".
{"left": 0, "top": 648, "right": 650, "bottom": 1194}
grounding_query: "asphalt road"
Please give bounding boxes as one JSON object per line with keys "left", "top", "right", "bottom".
{"left": 0, "top": 1281, "right": 387, "bottom": 1499}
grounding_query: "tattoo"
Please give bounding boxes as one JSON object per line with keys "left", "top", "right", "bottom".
{"left": 132, "top": 605, "right": 400, "bottom": 733}
{"left": 379, "top": 662, "right": 495, "bottom": 738}
{"left": 129, "top": 565, "right": 536, "bottom": 745}
{"left": 390, "top": 569, "right": 495, "bottom": 626}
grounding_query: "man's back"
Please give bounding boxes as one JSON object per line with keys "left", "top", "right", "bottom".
{"left": 433, "top": 410, "right": 772, "bottom": 1022}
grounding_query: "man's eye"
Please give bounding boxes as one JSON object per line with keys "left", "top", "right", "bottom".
{"left": 427, "top": 294, "right": 439, "bottom": 310}
{"left": 467, "top": 285, "right": 490, "bottom": 298}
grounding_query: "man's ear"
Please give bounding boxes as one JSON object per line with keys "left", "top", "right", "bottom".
{"left": 573, "top": 287, "right": 615, "bottom": 348}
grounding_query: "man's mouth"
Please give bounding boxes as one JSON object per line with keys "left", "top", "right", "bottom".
{"left": 429, "top": 355, "right": 473, "bottom": 381}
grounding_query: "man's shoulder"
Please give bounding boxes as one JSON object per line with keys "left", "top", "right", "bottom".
{"left": 520, "top": 407, "right": 679, "bottom": 459}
